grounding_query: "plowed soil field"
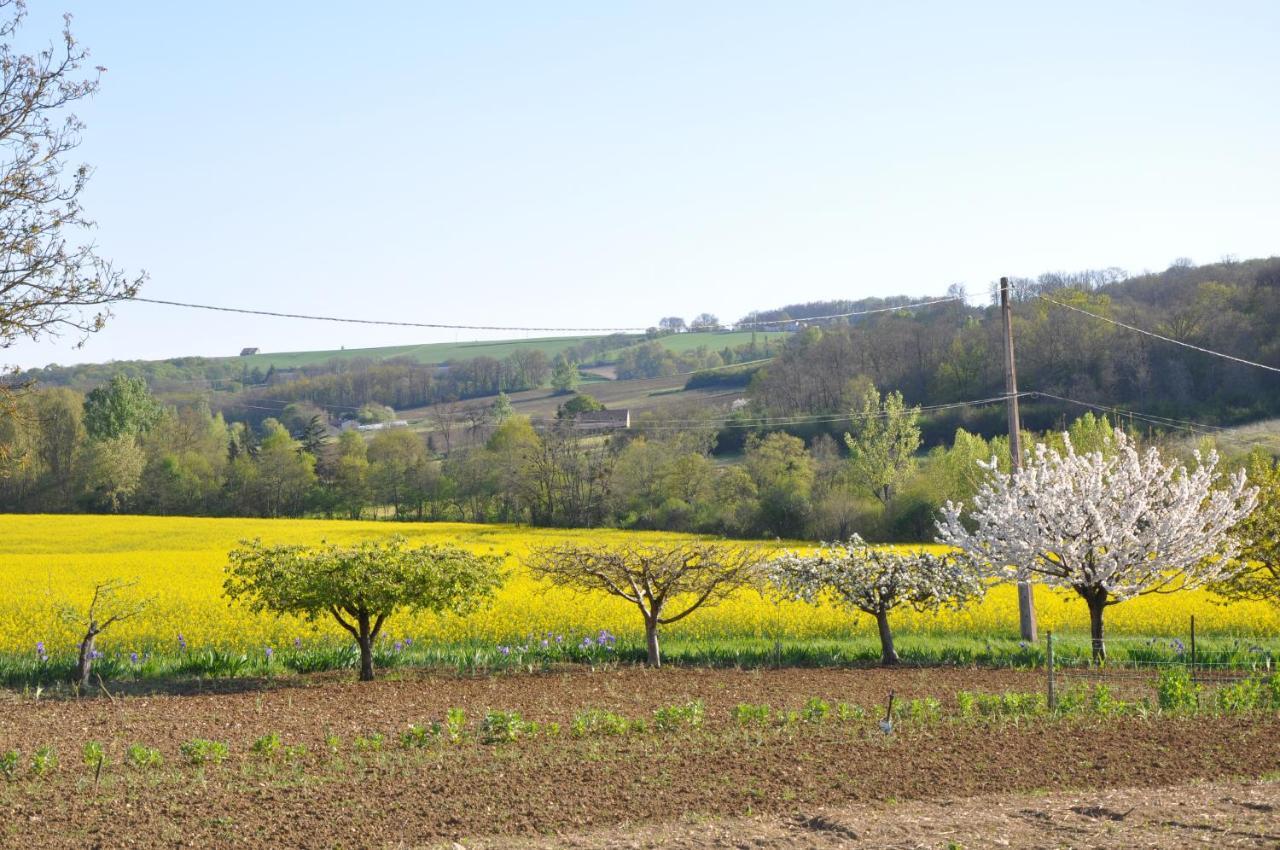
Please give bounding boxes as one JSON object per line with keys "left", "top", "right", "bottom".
{"left": 2, "top": 667, "right": 1278, "bottom": 848}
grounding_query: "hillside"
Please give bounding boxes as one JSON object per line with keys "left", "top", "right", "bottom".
{"left": 233, "top": 335, "right": 618, "bottom": 370}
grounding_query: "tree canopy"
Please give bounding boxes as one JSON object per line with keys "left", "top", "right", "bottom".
{"left": 225, "top": 536, "right": 504, "bottom": 680}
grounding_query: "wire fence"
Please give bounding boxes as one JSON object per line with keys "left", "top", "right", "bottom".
{"left": 1044, "top": 616, "right": 1275, "bottom": 707}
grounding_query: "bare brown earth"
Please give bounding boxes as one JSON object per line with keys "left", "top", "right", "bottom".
{"left": 0, "top": 667, "right": 1277, "bottom": 849}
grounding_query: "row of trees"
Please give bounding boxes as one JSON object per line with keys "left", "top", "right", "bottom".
{"left": 5, "top": 369, "right": 1264, "bottom": 556}
{"left": 221, "top": 426, "right": 1273, "bottom": 681}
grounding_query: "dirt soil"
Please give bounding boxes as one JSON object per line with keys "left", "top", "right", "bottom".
{"left": 0, "top": 666, "right": 1277, "bottom": 849}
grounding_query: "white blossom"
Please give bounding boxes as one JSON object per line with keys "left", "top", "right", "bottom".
{"left": 936, "top": 429, "right": 1257, "bottom": 658}
{"left": 769, "top": 535, "right": 984, "bottom": 616}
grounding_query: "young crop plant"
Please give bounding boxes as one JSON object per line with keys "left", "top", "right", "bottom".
{"left": 353, "top": 733, "right": 385, "bottom": 753}
{"left": 250, "top": 732, "right": 284, "bottom": 759}
{"left": 125, "top": 744, "right": 163, "bottom": 770}
{"left": 652, "top": 699, "right": 705, "bottom": 731}
{"left": 180, "top": 739, "right": 229, "bottom": 766}
{"left": 30, "top": 746, "right": 58, "bottom": 777}
{"left": 835, "top": 702, "right": 865, "bottom": 722}
{"left": 0, "top": 750, "right": 18, "bottom": 780}
{"left": 225, "top": 536, "right": 504, "bottom": 681}
{"left": 939, "top": 430, "right": 1257, "bottom": 661}
{"left": 526, "top": 542, "right": 763, "bottom": 668}
{"left": 82, "top": 741, "right": 107, "bottom": 768}
{"left": 481, "top": 710, "right": 534, "bottom": 744}
{"left": 769, "top": 535, "right": 984, "bottom": 665}
{"left": 1156, "top": 667, "right": 1200, "bottom": 713}
{"left": 733, "top": 703, "right": 772, "bottom": 726}
{"left": 400, "top": 722, "right": 441, "bottom": 748}
{"left": 445, "top": 708, "right": 467, "bottom": 742}
{"left": 802, "top": 697, "right": 830, "bottom": 722}
{"left": 571, "top": 709, "right": 632, "bottom": 737}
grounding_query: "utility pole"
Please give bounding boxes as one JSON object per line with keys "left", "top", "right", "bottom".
{"left": 1001, "top": 276, "right": 1037, "bottom": 642}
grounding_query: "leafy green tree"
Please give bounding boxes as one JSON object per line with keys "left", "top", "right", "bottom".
{"left": 228, "top": 420, "right": 315, "bottom": 517}
{"left": 225, "top": 537, "right": 504, "bottom": 680}
{"left": 744, "top": 432, "right": 814, "bottom": 538}
{"left": 556, "top": 393, "right": 605, "bottom": 419}
{"left": 1214, "top": 451, "right": 1280, "bottom": 604}
{"left": 550, "top": 356, "right": 580, "bottom": 394}
{"left": 491, "top": 392, "right": 515, "bottom": 424}
{"left": 330, "top": 430, "right": 370, "bottom": 519}
{"left": 367, "top": 428, "right": 430, "bottom": 518}
{"left": 357, "top": 403, "right": 395, "bottom": 424}
{"left": 83, "top": 376, "right": 162, "bottom": 441}
{"left": 844, "top": 385, "right": 921, "bottom": 511}
{"left": 80, "top": 434, "right": 145, "bottom": 512}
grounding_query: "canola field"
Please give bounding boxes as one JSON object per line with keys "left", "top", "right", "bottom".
{"left": 1, "top": 514, "right": 1277, "bottom": 659}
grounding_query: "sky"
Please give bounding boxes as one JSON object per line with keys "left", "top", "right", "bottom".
{"left": 5, "top": 1, "right": 1279, "bottom": 369}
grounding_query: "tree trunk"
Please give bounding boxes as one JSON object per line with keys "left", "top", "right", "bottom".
{"left": 1086, "top": 591, "right": 1107, "bottom": 663}
{"left": 644, "top": 618, "right": 662, "bottom": 668}
{"left": 875, "top": 609, "right": 899, "bottom": 666}
{"left": 357, "top": 612, "right": 375, "bottom": 681}
{"left": 357, "top": 634, "right": 375, "bottom": 681}
{"left": 75, "top": 628, "right": 97, "bottom": 689}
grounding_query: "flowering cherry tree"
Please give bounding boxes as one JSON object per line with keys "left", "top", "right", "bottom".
{"left": 768, "top": 536, "right": 984, "bottom": 665}
{"left": 937, "top": 430, "right": 1257, "bottom": 661}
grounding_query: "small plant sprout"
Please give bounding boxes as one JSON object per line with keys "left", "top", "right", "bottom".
{"left": 445, "top": 708, "right": 467, "bottom": 742}
{"left": 571, "top": 709, "right": 631, "bottom": 737}
{"left": 30, "top": 746, "right": 58, "bottom": 777}
{"left": 652, "top": 700, "right": 705, "bottom": 731}
{"left": 250, "top": 732, "right": 283, "bottom": 759}
{"left": 125, "top": 744, "right": 163, "bottom": 770}
{"left": 353, "top": 733, "right": 385, "bottom": 753}
{"left": 180, "top": 739, "right": 229, "bottom": 766}
{"left": 0, "top": 749, "right": 21, "bottom": 780}
{"left": 400, "top": 723, "right": 441, "bottom": 748}
{"left": 82, "top": 740, "right": 107, "bottom": 768}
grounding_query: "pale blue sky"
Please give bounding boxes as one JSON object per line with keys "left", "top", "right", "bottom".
{"left": 8, "top": 1, "right": 1280, "bottom": 368}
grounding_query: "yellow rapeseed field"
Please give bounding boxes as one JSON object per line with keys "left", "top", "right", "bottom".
{"left": 1, "top": 514, "right": 1276, "bottom": 655}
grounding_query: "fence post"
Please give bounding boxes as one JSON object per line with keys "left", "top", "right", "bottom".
{"left": 1189, "top": 615, "right": 1197, "bottom": 682}
{"left": 1046, "top": 629, "right": 1056, "bottom": 711}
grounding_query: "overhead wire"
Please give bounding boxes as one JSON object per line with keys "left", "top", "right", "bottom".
{"left": 127, "top": 295, "right": 963, "bottom": 335}
{"left": 1036, "top": 294, "right": 1280, "bottom": 375}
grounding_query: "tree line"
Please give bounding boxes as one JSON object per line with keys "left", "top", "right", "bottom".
{"left": 745, "top": 258, "right": 1280, "bottom": 431}
{"left": 5, "top": 371, "right": 1267, "bottom": 550}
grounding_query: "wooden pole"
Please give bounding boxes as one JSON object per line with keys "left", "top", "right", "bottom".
{"left": 1046, "top": 629, "right": 1056, "bottom": 711}
{"left": 1001, "top": 276, "right": 1038, "bottom": 642}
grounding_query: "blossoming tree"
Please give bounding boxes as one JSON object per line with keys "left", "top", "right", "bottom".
{"left": 768, "top": 536, "right": 984, "bottom": 665}
{"left": 937, "top": 430, "right": 1257, "bottom": 661}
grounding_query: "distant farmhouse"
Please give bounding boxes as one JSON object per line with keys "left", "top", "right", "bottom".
{"left": 574, "top": 409, "right": 630, "bottom": 431}
{"left": 239, "top": 347, "right": 259, "bottom": 356}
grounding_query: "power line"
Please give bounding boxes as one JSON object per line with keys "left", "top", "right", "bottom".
{"left": 129, "top": 297, "right": 652, "bottom": 333}
{"left": 1037, "top": 294, "right": 1280, "bottom": 375}
{"left": 1025, "top": 391, "right": 1228, "bottom": 437}
{"left": 736, "top": 296, "right": 964, "bottom": 326}
{"left": 539, "top": 393, "right": 1027, "bottom": 430}
{"left": 128, "top": 295, "right": 963, "bottom": 334}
